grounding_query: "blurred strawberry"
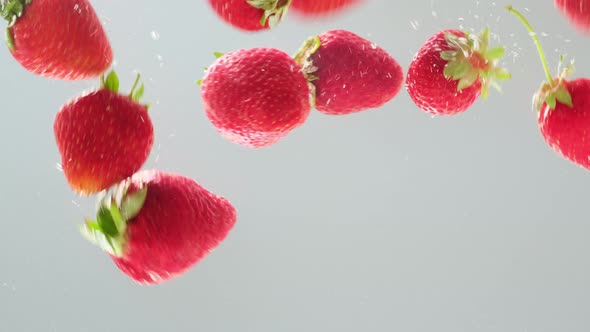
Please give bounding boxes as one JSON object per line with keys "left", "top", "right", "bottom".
{"left": 54, "top": 71, "right": 154, "bottom": 195}
{"left": 554, "top": 0, "right": 590, "bottom": 33}
{"left": 289, "top": 0, "right": 361, "bottom": 16}
{"left": 208, "top": 0, "right": 290, "bottom": 31}
{"left": 80, "top": 170, "right": 237, "bottom": 285}
{"left": 2, "top": 0, "right": 113, "bottom": 80}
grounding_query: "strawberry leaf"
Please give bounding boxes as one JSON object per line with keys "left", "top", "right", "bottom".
{"left": 545, "top": 94, "right": 557, "bottom": 110}
{"left": 1, "top": 0, "right": 31, "bottom": 26}
{"left": 104, "top": 71, "right": 120, "bottom": 93}
{"left": 121, "top": 186, "right": 147, "bottom": 221}
{"left": 131, "top": 83, "right": 144, "bottom": 102}
{"left": 5, "top": 27, "right": 14, "bottom": 52}
{"left": 493, "top": 67, "right": 511, "bottom": 81}
{"left": 440, "top": 51, "right": 457, "bottom": 61}
{"left": 97, "top": 205, "right": 119, "bottom": 237}
{"left": 555, "top": 85, "right": 573, "bottom": 107}
{"left": 484, "top": 47, "right": 505, "bottom": 61}
{"left": 247, "top": 0, "right": 290, "bottom": 28}
{"left": 457, "top": 70, "right": 479, "bottom": 91}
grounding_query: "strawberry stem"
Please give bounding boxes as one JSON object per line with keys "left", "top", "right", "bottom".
{"left": 129, "top": 73, "right": 141, "bottom": 97}
{"left": 506, "top": 6, "right": 555, "bottom": 87}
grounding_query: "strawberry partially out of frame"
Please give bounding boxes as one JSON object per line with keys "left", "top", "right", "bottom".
{"left": 508, "top": 6, "right": 590, "bottom": 171}
{"left": 2, "top": 0, "right": 113, "bottom": 80}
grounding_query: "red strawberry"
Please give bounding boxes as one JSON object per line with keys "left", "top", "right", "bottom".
{"left": 2, "top": 0, "right": 113, "bottom": 80}
{"left": 54, "top": 71, "right": 154, "bottom": 195}
{"left": 199, "top": 48, "right": 311, "bottom": 148}
{"left": 207, "top": 0, "right": 290, "bottom": 31}
{"left": 555, "top": 0, "right": 590, "bottom": 33}
{"left": 80, "top": 170, "right": 237, "bottom": 285}
{"left": 406, "top": 28, "right": 510, "bottom": 115}
{"left": 289, "top": 0, "right": 360, "bottom": 16}
{"left": 294, "top": 29, "right": 404, "bottom": 115}
{"left": 508, "top": 6, "right": 590, "bottom": 171}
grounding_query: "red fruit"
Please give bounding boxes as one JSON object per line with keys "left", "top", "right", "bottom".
{"left": 54, "top": 71, "right": 154, "bottom": 195}
{"left": 294, "top": 29, "right": 404, "bottom": 115}
{"left": 207, "top": 0, "right": 290, "bottom": 31}
{"left": 80, "top": 170, "right": 237, "bottom": 285}
{"left": 539, "top": 79, "right": 590, "bottom": 170}
{"left": 199, "top": 48, "right": 311, "bottom": 148}
{"left": 3, "top": 0, "right": 113, "bottom": 80}
{"left": 289, "top": 0, "right": 360, "bottom": 16}
{"left": 508, "top": 6, "right": 590, "bottom": 171}
{"left": 406, "top": 28, "right": 510, "bottom": 115}
{"left": 555, "top": 0, "right": 590, "bottom": 33}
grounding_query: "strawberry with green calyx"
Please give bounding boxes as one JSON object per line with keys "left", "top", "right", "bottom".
{"left": 406, "top": 27, "right": 511, "bottom": 115}
{"left": 508, "top": 6, "right": 590, "bottom": 171}
{"left": 81, "top": 170, "right": 237, "bottom": 285}
{"left": 294, "top": 29, "right": 404, "bottom": 115}
{"left": 54, "top": 71, "right": 154, "bottom": 195}
{"left": 1, "top": 0, "right": 113, "bottom": 80}
{"left": 208, "top": 0, "right": 291, "bottom": 31}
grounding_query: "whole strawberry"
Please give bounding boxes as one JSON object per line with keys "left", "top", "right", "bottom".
{"left": 509, "top": 6, "right": 590, "bottom": 171}
{"left": 294, "top": 29, "right": 404, "bottom": 115}
{"left": 199, "top": 48, "right": 311, "bottom": 148}
{"left": 80, "top": 170, "right": 237, "bottom": 285}
{"left": 208, "top": 0, "right": 290, "bottom": 31}
{"left": 289, "top": 0, "right": 360, "bottom": 16}
{"left": 406, "top": 28, "right": 510, "bottom": 115}
{"left": 2, "top": 0, "right": 113, "bottom": 80}
{"left": 555, "top": 0, "right": 590, "bottom": 33}
{"left": 54, "top": 71, "right": 154, "bottom": 195}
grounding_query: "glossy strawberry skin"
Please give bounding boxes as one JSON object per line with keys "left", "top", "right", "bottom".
{"left": 9, "top": 0, "right": 113, "bottom": 80}
{"left": 310, "top": 30, "right": 404, "bottom": 115}
{"left": 290, "top": 0, "right": 360, "bottom": 15}
{"left": 208, "top": 0, "right": 269, "bottom": 31}
{"left": 112, "top": 170, "right": 237, "bottom": 285}
{"left": 200, "top": 48, "right": 311, "bottom": 148}
{"left": 406, "top": 30, "right": 482, "bottom": 115}
{"left": 54, "top": 90, "right": 154, "bottom": 195}
{"left": 555, "top": 0, "right": 590, "bottom": 32}
{"left": 539, "top": 78, "right": 590, "bottom": 169}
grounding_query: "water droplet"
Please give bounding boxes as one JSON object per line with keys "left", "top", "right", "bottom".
{"left": 150, "top": 31, "right": 160, "bottom": 41}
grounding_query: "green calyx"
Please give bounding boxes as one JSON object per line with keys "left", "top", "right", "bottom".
{"left": 197, "top": 52, "right": 225, "bottom": 87}
{"left": 100, "top": 70, "right": 148, "bottom": 107}
{"left": 247, "top": 0, "right": 291, "bottom": 28}
{"left": 80, "top": 180, "right": 148, "bottom": 257}
{"left": 441, "top": 27, "right": 511, "bottom": 99}
{"left": 293, "top": 35, "right": 322, "bottom": 107}
{"left": 506, "top": 5, "right": 574, "bottom": 111}
{"left": 1, "top": 0, "right": 31, "bottom": 51}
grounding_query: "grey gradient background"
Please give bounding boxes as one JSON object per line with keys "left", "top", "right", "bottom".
{"left": 1, "top": 0, "right": 590, "bottom": 331}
